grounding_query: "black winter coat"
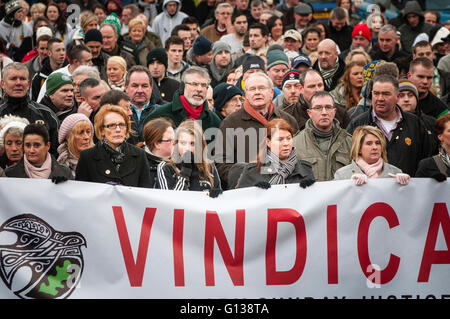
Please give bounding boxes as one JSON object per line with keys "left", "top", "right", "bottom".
{"left": 156, "top": 161, "right": 221, "bottom": 191}
{"left": 75, "top": 142, "right": 152, "bottom": 188}
{"left": 0, "top": 95, "right": 60, "bottom": 156}
{"left": 236, "top": 159, "right": 315, "bottom": 189}
{"left": 5, "top": 155, "right": 72, "bottom": 179}
{"left": 415, "top": 155, "right": 450, "bottom": 178}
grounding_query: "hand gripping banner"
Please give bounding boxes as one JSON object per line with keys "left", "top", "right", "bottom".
{"left": 0, "top": 178, "right": 448, "bottom": 299}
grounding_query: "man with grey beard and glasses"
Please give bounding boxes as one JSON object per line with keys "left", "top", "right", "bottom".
{"left": 140, "top": 66, "right": 221, "bottom": 144}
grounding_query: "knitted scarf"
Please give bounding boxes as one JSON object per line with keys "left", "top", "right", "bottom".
{"left": 266, "top": 148, "right": 297, "bottom": 185}
{"left": 319, "top": 58, "right": 339, "bottom": 89}
{"left": 179, "top": 94, "right": 204, "bottom": 120}
{"left": 57, "top": 142, "right": 79, "bottom": 177}
{"left": 24, "top": 152, "right": 52, "bottom": 179}
{"left": 356, "top": 157, "right": 384, "bottom": 178}
{"left": 243, "top": 99, "right": 274, "bottom": 126}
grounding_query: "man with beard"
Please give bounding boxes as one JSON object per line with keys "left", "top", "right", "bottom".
{"left": 220, "top": 10, "right": 248, "bottom": 54}
{"left": 141, "top": 66, "right": 221, "bottom": 144}
{"left": 207, "top": 42, "right": 234, "bottom": 88}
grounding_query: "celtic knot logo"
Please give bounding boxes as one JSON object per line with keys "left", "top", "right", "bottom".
{"left": 0, "top": 214, "right": 86, "bottom": 299}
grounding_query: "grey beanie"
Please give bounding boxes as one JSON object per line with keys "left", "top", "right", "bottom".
{"left": 212, "top": 41, "right": 231, "bottom": 59}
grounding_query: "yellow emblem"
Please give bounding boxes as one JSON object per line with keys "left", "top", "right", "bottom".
{"left": 405, "top": 137, "right": 412, "bottom": 146}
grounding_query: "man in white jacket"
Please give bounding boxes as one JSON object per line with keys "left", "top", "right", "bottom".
{"left": 151, "top": 0, "right": 188, "bottom": 46}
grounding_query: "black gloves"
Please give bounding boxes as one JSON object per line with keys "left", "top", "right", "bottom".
{"left": 431, "top": 173, "right": 447, "bottom": 182}
{"left": 209, "top": 188, "right": 223, "bottom": 198}
{"left": 254, "top": 181, "right": 271, "bottom": 189}
{"left": 299, "top": 178, "right": 315, "bottom": 188}
{"left": 180, "top": 151, "right": 195, "bottom": 179}
{"left": 51, "top": 176, "right": 68, "bottom": 184}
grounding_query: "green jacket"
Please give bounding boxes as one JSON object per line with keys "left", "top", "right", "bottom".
{"left": 140, "top": 90, "right": 222, "bottom": 142}
{"left": 293, "top": 119, "right": 352, "bottom": 181}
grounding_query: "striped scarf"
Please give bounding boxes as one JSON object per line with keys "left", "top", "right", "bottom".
{"left": 319, "top": 58, "right": 339, "bottom": 89}
{"left": 265, "top": 148, "right": 297, "bottom": 185}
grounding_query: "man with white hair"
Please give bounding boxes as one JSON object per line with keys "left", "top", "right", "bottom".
{"left": 200, "top": 2, "right": 234, "bottom": 43}
{"left": 214, "top": 72, "right": 298, "bottom": 188}
{"left": 313, "top": 39, "right": 346, "bottom": 92}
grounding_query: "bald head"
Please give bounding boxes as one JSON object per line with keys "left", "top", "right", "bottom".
{"left": 317, "top": 39, "right": 338, "bottom": 70}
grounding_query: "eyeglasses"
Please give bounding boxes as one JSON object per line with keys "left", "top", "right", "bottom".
{"left": 103, "top": 123, "right": 127, "bottom": 130}
{"left": 310, "top": 106, "right": 335, "bottom": 112}
{"left": 185, "top": 82, "right": 209, "bottom": 89}
{"left": 246, "top": 86, "right": 271, "bottom": 93}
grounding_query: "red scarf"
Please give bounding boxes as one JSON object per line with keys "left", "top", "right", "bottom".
{"left": 179, "top": 94, "right": 204, "bottom": 120}
{"left": 243, "top": 99, "right": 274, "bottom": 126}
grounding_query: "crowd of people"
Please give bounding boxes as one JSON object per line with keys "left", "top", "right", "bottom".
{"left": 0, "top": 0, "right": 449, "bottom": 196}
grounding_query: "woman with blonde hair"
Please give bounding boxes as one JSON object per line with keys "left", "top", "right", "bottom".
{"left": 106, "top": 56, "right": 127, "bottom": 90}
{"left": 344, "top": 47, "right": 372, "bottom": 65}
{"left": 334, "top": 125, "right": 410, "bottom": 185}
{"left": 75, "top": 104, "right": 152, "bottom": 187}
{"left": 330, "top": 60, "right": 365, "bottom": 110}
{"left": 57, "top": 113, "right": 94, "bottom": 177}
{"left": 72, "top": 10, "right": 99, "bottom": 43}
{"left": 156, "top": 119, "right": 221, "bottom": 193}
{"left": 122, "top": 18, "right": 154, "bottom": 66}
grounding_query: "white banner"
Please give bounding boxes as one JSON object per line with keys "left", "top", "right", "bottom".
{"left": 0, "top": 178, "right": 448, "bottom": 299}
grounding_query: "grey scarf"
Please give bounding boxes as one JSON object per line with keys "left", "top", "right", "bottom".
{"left": 264, "top": 148, "right": 298, "bottom": 185}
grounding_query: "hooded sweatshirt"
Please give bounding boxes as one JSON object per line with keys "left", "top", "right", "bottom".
{"left": 151, "top": 0, "right": 188, "bottom": 45}
{"left": 398, "top": 1, "right": 440, "bottom": 54}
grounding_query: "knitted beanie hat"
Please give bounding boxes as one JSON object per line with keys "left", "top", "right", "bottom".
{"left": 84, "top": 28, "right": 103, "bottom": 43}
{"left": 193, "top": 35, "right": 212, "bottom": 56}
{"left": 147, "top": 48, "right": 168, "bottom": 69}
{"left": 352, "top": 24, "right": 371, "bottom": 42}
{"left": 213, "top": 82, "right": 242, "bottom": 113}
{"left": 398, "top": 78, "right": 419, "bottom": 100}
{"left": 212, "top": 41, "right": 231, "bottom": 59}
{"left": 104, "top": 13, "right": 121, "bottom": 35}
{"left": 0, "top": 115, "right": 29, "bottom": 148}
{"left": 266, "top": 49, "right": 289, "bottom": 70}
{"left": 58, "top": 113, "right": 93, "bottom": 144}
{"left": 46, "top": 72, "right": 73, "bottom": 97}
{"left": 281, "top": 70, "right": 302, "bottom": 90}
{"left": 243, "top": 55, "right": 265, "bottom": 73}
{"left": 5, "top": 0, "right": 21, "bottom": 16}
